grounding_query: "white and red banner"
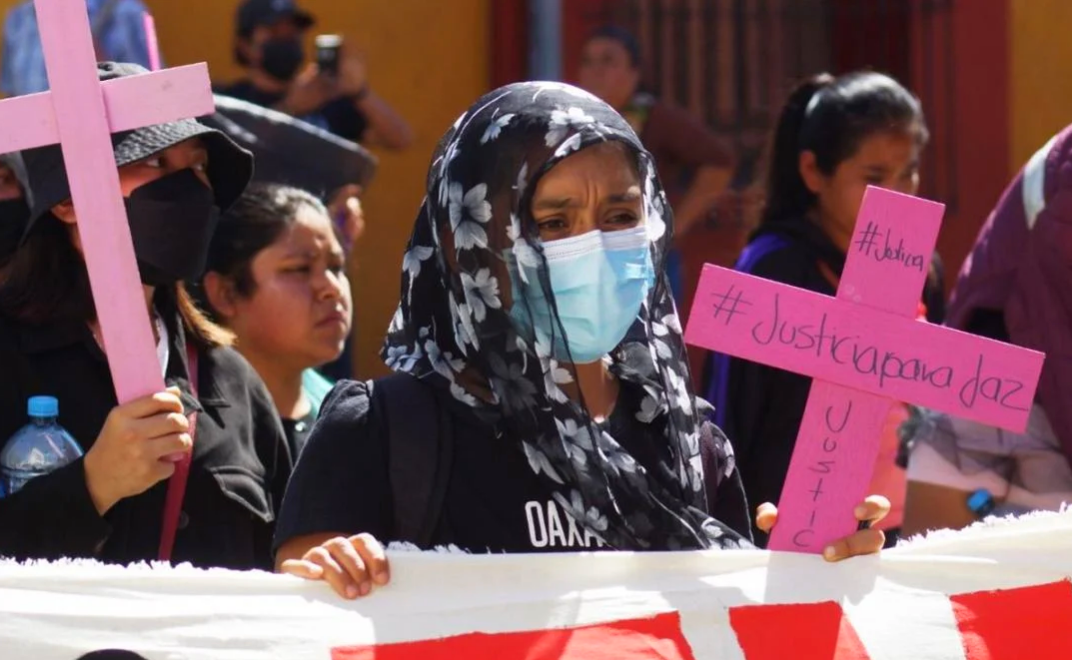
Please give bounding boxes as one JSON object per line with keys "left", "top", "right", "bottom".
{"left": 1, "top": 511, "right": 1070, "bottom": 660}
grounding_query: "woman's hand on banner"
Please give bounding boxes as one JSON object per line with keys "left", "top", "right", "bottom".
{"left": 279, "top": 533, "right": 390, "bottom": 600}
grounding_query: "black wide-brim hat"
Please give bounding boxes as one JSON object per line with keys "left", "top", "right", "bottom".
{"left": 19, "top": 62, "right": 254, "bottom": 240}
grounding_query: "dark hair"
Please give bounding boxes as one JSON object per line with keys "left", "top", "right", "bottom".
{"left": 234, "top": 45, "right": 251, "bottom": 68}
{"left": 587, "top": 25, "right": 642, "bottom": 69}
{"left": 203, "top": 183, "right": 329, "bottom": 300}
{"left": 233, "top": 19, "right": 259, "bottom": 67}
{"left": 0, "top": 215, "right": 92, "bottom": 322}
{"left": 760, "top": 71, "right": 929, "bottom": 226}
{"left": 234, "top": 31, "right": 255, "bottom": 68}
{"left": 0, "top": 214, "right": 231, "bottom": 347}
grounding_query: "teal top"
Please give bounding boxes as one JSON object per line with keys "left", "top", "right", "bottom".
{"left": 302, "top": 369, "right": 335, "bottom": 418}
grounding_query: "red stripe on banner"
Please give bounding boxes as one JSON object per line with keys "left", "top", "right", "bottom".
{"left": 331, "top": 612, "right": 695, "bottom": 660}
{"left": 952, "top": 580, "right": 1072, "bottom": 659}
{"left": 729, "top": 601, "right": 873, "bottom": 660}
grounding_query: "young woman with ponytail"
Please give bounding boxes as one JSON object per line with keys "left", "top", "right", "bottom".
{"left": 704, "top": 72, "right": 944, "bottom": 546}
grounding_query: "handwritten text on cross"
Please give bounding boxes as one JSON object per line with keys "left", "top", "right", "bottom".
{"left": 685, "top": 187, "right": 1044, "bottom": 553}
{"left": 698, "top": 277, "right": 1040, "bottom": 417}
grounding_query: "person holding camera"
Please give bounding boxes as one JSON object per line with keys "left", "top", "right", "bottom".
{"left": 218, "top": 0, "right": 413, "bottom": 151}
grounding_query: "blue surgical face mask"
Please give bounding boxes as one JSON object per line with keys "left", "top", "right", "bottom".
{"left": 509, "top": 226, "right": 655, "bottom": 363}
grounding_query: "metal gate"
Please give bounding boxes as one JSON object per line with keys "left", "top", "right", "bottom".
{"left": 583, "top": 0, "right": 957, "bottom": 213}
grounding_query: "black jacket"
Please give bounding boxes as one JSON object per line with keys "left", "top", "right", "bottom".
{"left": 0, "top": 299, "right": 291, "bottom": 569}
{"left": 709, "top": 218, "right": 945, "bottom": 546}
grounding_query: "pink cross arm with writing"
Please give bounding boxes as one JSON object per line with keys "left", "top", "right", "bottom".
{"left": 685, "top": 186, "right": 1045, "bottom": 553}
{"left": 0, "top": 0, "right": 215, "bottom": 403}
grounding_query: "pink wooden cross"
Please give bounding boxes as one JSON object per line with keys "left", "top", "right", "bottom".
{"left": 685, "top": 186, "right": 1045, "bottom": 553}
{"left": 0, "top": 0, "right": 215, "bottom": 403}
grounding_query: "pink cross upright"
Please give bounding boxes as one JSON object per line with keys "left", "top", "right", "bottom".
{"left": 0, "top": 0, "right": 216, "bottom": 403}
{"left": 685, "top": 186, "right": 1045, "bottom": 553}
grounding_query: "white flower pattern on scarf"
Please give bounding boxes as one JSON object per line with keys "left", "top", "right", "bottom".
{"left": 449, "top": 183, "right": 493, "bottom": 250}
{"left": 481, "top": 112, "right": 516, "bottom": 144}
{"left": 546, "top": 107, "right": 596, "bottom": 148}
{"left": 460, "top": 268, "right": 502, "bottom": 322}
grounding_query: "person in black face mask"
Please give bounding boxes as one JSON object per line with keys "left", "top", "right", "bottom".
{"left": 0, "top": 154, "right": 31, "bottom": 272}
{"left": 0, "top": 62, "right": 293, "bottom": 571}
{"left": 216, "top": 0, "right": 413, "bottom": 151}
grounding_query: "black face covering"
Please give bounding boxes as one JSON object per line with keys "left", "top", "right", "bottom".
{"left": 261, "top": 38, "right": 305, "bottom": 82}
{"left": 0, "top": 197, "right": 30, "bottom": 262}
{"left": 124, "top": 169, "right": 219, "bottom": 287}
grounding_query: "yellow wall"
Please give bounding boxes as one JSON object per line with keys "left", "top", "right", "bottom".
{"left": 0, "top": 0, "right": 489, "bottom": 377}
{"left": 1009, "top": 0, "right": 1072, "bottom": 169}
{"left": 147, "top": 0, "right": 491, "bottom": 377}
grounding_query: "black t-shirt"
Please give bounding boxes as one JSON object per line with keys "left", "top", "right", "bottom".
{"left": 215, "top": 80, "right": 369, "bottom": 143}
{"left": 275, "top": 379, "right": 751, "bottom": 554}
{"left": 281, "top": 409, "right": 316, "bottom": 461}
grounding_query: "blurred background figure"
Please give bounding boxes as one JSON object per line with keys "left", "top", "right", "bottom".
{"left": 217, "top": 0, "right": 413, "bottom": 151}
{"left": 577, "top": 25, "right": 734, "bottom": 303}
{"left": 2, "top": 0, "right": 156, "bottom": 97}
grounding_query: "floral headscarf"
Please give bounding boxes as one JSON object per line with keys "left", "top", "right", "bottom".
{"left": 383, "top": 82, "right": 745, "bottom": 551}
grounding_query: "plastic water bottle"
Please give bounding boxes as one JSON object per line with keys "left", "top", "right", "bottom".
{"left": 0, "top": 396, "right": 83, "bottom": 497}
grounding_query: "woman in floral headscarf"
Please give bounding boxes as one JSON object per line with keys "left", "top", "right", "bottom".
{"left": 273, "top": 82, "right": 888, "bottom": 599}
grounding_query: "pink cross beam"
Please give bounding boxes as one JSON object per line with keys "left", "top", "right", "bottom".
{"left": 685, "top": 186, "right": 1045, "bottom": 553}
{"left": 0, "top": 0, "right": 215, "bottom": 403}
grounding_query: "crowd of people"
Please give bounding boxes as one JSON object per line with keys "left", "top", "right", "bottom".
{"left": 0, "top": 0, "right": 1069, "bottom": 605}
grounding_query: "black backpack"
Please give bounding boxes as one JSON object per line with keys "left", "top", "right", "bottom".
{"left": 367, "top": 373, "right": 455, "bottom": 549}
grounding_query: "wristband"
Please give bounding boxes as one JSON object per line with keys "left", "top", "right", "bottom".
{"left": 966, "top": 488, "right": 996, "bottom": 518}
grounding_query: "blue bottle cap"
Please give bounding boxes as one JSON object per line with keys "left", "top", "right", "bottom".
{"left": 27, "top": 396, "right": 58, "bottom": 418}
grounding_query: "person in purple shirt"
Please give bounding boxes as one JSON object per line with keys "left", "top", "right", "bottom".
{"left": 903, "top": 124, "right": 1072, "bottom": 534}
